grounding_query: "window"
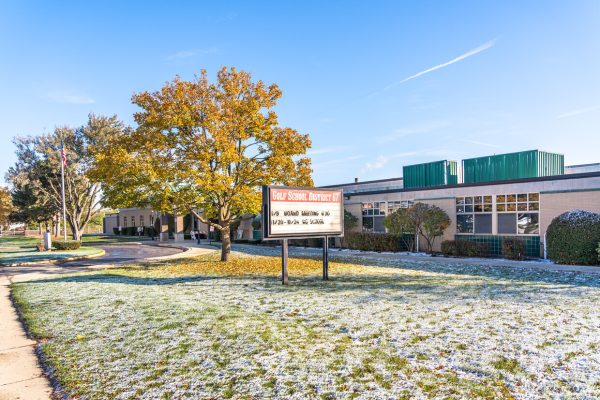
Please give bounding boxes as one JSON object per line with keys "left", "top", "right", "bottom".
{"left": 362, "top": 202, "right": 386, "bottom": 232}
{"left": 131, "top": 216, "right": 135, "bottom": 227}
{"left": 388, "top": 200, "right": 414, "bottom": 214}
{"left": 457, "top": 214, "right": 474, "bottom": 233}
{"left": 518, "top": 213, "right": 539, "bottom": 235}
{"left": 474, "top": 214, "right": 492, "bottom": 234}
{"left": 497, "top": 193, "right": 539, "bottom": 235}
{"left": 498, "top": 213, "right": 517, "bottom": 234}
{"left": 497, "top": 193, "right": 539, "bottom": 212}
{"left": 456, "top": 196, "right": 492, "bottom": 234}
{"left": 140, "top": 215, "right": 145, "bottom": 227}
{"left": 123, "top": 217, "right": 127, "bottom": 228}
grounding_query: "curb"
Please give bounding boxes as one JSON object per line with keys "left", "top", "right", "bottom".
{"left": 1, "top": 249, "right": 106, "bottom": 267}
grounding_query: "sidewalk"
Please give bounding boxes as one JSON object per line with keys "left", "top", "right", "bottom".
{"left": 0, "top": 273, "right": 52, "bottom": 400}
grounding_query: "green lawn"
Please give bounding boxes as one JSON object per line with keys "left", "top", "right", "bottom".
{"left": 12, "top": 252, "right": 600, "bottom": 399}
{"left": 0, "top": 246, "right": 104, "bottom": 265}
{"left": 0, "top": 235, "right": 40, "bottom": 246}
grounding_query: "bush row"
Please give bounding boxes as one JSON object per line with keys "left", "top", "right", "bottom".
{"left": 53, "top": 240, "right": 82, "bottom": 250}
{"left": 441, "top": 238, "right": 526, "bottom": 260}
{"left": 113, "top": 227, "right": 157, "bottom": 236}
{"left": 343, "top": 232, "right": 405, "bottom": 253}
{"left": 441, "top": 240, "right": 488, "bottom": 258}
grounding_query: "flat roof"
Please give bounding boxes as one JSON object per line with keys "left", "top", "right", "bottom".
{"left": 320, "top": 176, "right": 403, "bottom": 188}
{"left": 565, "top": 162, "right": 600, "bottom": 168}
{"left": 342, "top": 171, "right": 600, "bottom": 197}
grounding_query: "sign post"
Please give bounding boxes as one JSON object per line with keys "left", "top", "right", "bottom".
{"left": 262, "top": 186, "right": 343, "bottom": 285}
{"left": 282, "top": 239, "right": 289, "bottom": 285}
{"left": 323, "top": 235, "right": 329, "bottom": 280}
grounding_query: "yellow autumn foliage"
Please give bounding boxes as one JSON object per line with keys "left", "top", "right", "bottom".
{"left": 121, "top": 252, "right": 376, "bottom": 279}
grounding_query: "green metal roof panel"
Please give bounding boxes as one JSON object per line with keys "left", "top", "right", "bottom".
{"left": 462, "top": 150, "right": 564, "bottom": 183}
{"left": 403, "top": 160, "right": 458, "bottom": 189}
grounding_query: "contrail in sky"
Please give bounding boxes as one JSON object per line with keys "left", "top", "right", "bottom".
{"left": 383, "top": 39, "right": 497, "bottom": 91}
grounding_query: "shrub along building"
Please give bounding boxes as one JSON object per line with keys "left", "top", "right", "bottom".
{"left": 322, "top": 150, "right": 600, "bottom": 257}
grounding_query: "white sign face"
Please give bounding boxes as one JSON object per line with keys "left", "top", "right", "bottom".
{"left": 264, "top": 187, "right": 343, "bottom": 238}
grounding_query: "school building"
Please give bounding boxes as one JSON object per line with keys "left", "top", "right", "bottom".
{"left": 322, "top": 150, "right": 600, "bottom": 257}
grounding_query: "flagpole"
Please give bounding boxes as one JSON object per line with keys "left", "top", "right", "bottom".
{"left": 60, "top": 136, "right": 67, "bottom": 240}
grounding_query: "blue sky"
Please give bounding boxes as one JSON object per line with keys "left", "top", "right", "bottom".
{"left": 1, "top": 1, "right": 599, "bottom": 185}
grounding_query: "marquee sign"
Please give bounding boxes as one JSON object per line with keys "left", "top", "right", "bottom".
{"left": 262, "top": 186, "right": 344, "bottom": 239}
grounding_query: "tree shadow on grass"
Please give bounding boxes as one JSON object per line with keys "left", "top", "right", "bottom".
{"left": 19, "top": 267, "right": 598, "bottom": 305}
{"left": 231, "top": 245, "right": 600, "bottom": 289}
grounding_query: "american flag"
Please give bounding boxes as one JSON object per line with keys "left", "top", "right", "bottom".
{"left": 61, "top": 147, "right": 67, "bottom": 166}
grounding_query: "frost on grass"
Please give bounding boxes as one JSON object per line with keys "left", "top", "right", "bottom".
{"left": 12, "top": 249, "right": 600, "bottom": 399}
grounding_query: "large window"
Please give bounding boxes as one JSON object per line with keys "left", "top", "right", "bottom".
{"left": 362, "top": 202, "right": 386, "bottom": 232}
{"left": 457, "top": 193, "right": 539, "bottom": 235}
{"left": 496, "top": 193, "right": 539, "bottom": 235}
{"left": 388, "top": 200, "right": 414, "bottom": 214}
{"left": 140, "top": 215, "right": 145, "bottom": 227}
{"left": 456, "top": 196, "right": 492, "bottom": 234}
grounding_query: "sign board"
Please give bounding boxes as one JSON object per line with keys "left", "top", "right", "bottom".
{"left": 262, "top": 186, "right": 344, "bottom": 239}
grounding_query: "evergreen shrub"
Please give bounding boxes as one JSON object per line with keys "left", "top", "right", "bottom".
{"left": 54, "top": 240, "right": 82, "bottom": 250}
{"left": 547, "top": 210, "right": 600, "bottom": 265}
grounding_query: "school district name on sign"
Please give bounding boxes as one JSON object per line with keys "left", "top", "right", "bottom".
{"left": 262, "top": 186, "right": 344, "bottom": 239}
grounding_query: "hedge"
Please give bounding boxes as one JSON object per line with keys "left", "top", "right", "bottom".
{"left": 344, "top": 232, "right": 405, "bottom": 252}
{"left": 53, "top": 240, "right": 82, "bottom": 250}
{"left": 502, "top": 238, "right": 526, "bottom": 261}
{"left": 547, "top": 210, "right": 600, "bottom": 265}
{"left": 441, "top": 240, "right": 487, "bottom": 257}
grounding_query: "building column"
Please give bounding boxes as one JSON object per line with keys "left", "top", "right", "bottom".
{"left": 159, "top": 214, "right": 169, "bottom": 242}
{"left": 173, "top": 214, "right": 185, "bottom": 242}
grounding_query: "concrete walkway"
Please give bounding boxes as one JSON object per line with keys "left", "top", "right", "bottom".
{"left": 0, "top": 273, "right": 52, "bottom": 400}
{"left": 0, "top": 242, "right": 216, "bottom": 400}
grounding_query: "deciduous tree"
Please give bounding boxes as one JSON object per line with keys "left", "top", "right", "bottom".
{"left": 89, "top": 67, "right": 313, "bottom": 261}
{"left": 8, "top": 114, "right": 123, "bottom": 239}
{"left": 384, "top": 203, "right": 450, "bottom": 252}
{"left": 0, "top": 186, "right": 13, "bottom": 231}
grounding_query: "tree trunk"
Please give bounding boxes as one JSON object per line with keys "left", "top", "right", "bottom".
{"left": 220, "top": 225, "right": 231, "bottom": 261}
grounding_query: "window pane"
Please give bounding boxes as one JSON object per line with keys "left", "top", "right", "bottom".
{"left": 518, "top": 213, "right": 539, "bottom": 235}
{"left": 474, "top": 204, "right": 483, "bottom": 212}
{"left": 507, "top": 194, "right": 516, "bottom": 203}
{"left": 484, "top": 196, "right": 492, "bottom": 204}
{"left": 529, "top": 202, "right": 539, "bottom": 211}
{"left": 507, "top": 203, "right": 516, "bottom": 211}
{"left": 374, "top": 216, "right": 386, "bottom": 233}
{"left": 484, "top": 204, "right": 493, "bottom": 212}
{"left": 498, "top": 213, "right": 517, "bottom": 234}
{"left": 496, "top": 195, "right": 506, "bottom": 203}
{"left": 362, "top": 216, "right": 373, "bottom": 231}
{"left": 457, "top": 214, "right": 474, "bottom": 233}
{"left": 465, "top": 197, "right": 473, "bottom": 205}
{"left": 457, "top": 205, "right": 465, "bottom": 213}
{"left": 517, "top": 203, "right": 527, "bottom": 211}
{"left": 456, "top": 197, "right": 465, "bottom": 205}
{"left": 474, "top": 196, "right": 483, "bottom": 204}
{"left": 497, "top": 204, "right": 506, "bottom": 212}
{"left": 529, "top": 193, "right": 539, "bottom": 202}
{"left": 474, "top": 214, "right": 492, "bottom": 234}
{"left": 465, "top": 205, "right": 473, "bottom": 213}
{"left": 518, "top": 193, "right": 527, "bottom": 202}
